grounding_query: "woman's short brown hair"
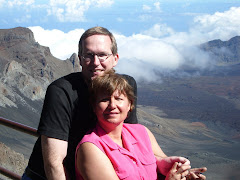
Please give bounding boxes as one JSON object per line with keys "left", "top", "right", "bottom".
{"left": 89, "top": 70, "right": 135, "bottom": 111}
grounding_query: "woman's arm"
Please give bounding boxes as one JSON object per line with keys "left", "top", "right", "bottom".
{"left": 145, "top": 127, "right": 190, "bottom": 176}
{"left": 145, "top": 127, "right": 168, "bottom": 158}
{"left": 76, "top": 142, "right": 119, "bottom": 180}
{"left": 145, "top": 126, "right": 207, "bottom": 179}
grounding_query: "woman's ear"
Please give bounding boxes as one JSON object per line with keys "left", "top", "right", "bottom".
{"left": 129, "top": 101, "right": 134, "bottom": 112}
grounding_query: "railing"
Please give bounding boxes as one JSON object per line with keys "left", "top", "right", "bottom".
{"left": 0, "top": 166, "right": 21, "bottom": 180}
{"left": 0, "top": 117, "right": 38, "bottom": 180}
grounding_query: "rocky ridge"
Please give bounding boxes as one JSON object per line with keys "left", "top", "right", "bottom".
{"left": 201, "top": 36, "right": 240, "bottom": 65}
{"left": 0, "top": 27, "right": 81, "bottom": 108}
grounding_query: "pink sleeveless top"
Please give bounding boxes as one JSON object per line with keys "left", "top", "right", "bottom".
{"left": 75, "top": 123, "right": 157, "bottom": 180}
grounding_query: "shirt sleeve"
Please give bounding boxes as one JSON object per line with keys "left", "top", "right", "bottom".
{"left": 37, "top": 83, "right": 72, "bottom": 141}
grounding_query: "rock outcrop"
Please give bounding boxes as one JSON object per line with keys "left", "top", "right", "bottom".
{"left": 0, "top": 142, "right": 28, "bottom": 179}
{"left": 0, "top": 27, "right": 81, "bottom": 108}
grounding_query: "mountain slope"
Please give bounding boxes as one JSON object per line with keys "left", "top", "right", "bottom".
{"left": 0, "top": 27, "right": 81, "bottom": 126}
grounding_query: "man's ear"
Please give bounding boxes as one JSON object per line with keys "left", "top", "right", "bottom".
{"left": 78, "top": 55, "right": 83, "bottom": 66}
{"left": 112, "top": 53, "right": 119, "bottom": 67}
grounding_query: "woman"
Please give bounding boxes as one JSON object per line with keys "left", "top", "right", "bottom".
{"left": 75, "top": 70, "right": 206, "bottom": 180}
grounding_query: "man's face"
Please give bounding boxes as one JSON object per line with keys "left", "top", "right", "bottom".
{"left": 79, "top": 35, "right": 119, "bottom": 81}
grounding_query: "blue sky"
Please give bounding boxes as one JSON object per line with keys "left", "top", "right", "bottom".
{"left": 1, "top": 0, "right": 240, "bottom": 81}
{"left": 1, "top": 0, "right": 239, "bottom": 34}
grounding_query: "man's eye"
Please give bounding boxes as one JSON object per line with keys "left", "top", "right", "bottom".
{"left": 98, "top": 54, "right": 107, "bottom": 57}
{"left": 86, "top": 53, "right": 94, "bottom": 57}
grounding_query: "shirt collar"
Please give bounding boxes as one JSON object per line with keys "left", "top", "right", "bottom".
{"left": 96, "top": 123, "right": 138, "bottom": 151}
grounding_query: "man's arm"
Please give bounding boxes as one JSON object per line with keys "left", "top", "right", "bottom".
{"left": 41, "top": 135, "right": 68, "bottom": 180}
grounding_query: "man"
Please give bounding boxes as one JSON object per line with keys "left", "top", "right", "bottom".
{"left": 22, "top": 26, "right": 206, "bottom": 180}
{"left": 22, "top": 26, "right": 138, "bottom": 180}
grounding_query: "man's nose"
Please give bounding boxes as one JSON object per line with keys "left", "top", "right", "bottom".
{"left": 92, "top": 55, "right": 101, "bottom": 65}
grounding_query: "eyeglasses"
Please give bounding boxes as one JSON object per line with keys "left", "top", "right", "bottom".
{"left": 81, "top": 53, "right": 113, "bottom": 62}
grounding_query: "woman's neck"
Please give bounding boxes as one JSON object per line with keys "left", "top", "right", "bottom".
{"left": 99, "top": 122, "right": 124, "bottom": 147}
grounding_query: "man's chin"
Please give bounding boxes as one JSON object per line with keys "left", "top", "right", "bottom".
{"left": 91, "top": 72, "right": 104, "bottom": 79}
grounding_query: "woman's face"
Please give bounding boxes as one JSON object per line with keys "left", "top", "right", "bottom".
{"left": 94, "top": 90, "right": 131, "bottom": 127}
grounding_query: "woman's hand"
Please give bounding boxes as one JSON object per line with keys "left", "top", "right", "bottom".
{"left": 165, "top": 162, "right": 190, "bottom": 180}
{"left": 156, "top": 156, "right": 190, "bottom": 176}
{"left": 186, "top": 167, "right": 207, "bottom": 180}
{"left": 164, "top": 163, "right": 207, "bottom": 180}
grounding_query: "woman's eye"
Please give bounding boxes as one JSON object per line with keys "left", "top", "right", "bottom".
{"left": 116, "top": 97, "right": 123, "bottom": 101}
{"left": 100, "top": 98, "right": 109, "bottom": 102}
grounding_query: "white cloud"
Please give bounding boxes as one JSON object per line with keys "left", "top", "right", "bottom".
{"left": 115, "top": 34, "right": 184, "bottom": 81}
{"left": 161, "top": 7, "right": 240, "bottom": 47}
{"left": 0, "top": 0, "right": 6, "bottom": 7}
{"left": 116, "top": 7, "right": 240, "bottom": 81}
{"left": 7, "top": 0, "right": 34, "bottom": 7}
{"left": 143, "top": 5, "right": 151, "bottom": 11}
{"left": 28, "top": 25, "right": 211, "bottom": 82}
{"left": 143, "top": 1, "right": 161, "bottom": 12}
{"left": 117, "top": 17, "right": 123, "bottom": 22}
{"left": 47, "top": 0, "right": 114, "bottom": 22}
{"left": 15, "top": 14, "right": 31, "bottom": 23}
{"left": 140, "top": 2, "right": 161, "bottom": 22}
{"left": 154, "top": 2, "right": 161, "bottom": 11}
{"left": 192, "top": 7, "right": 240, "bottom": 41}
{"left": 117, "top": 34, "right": 182, "bottom": 69}
{"left": 142, "top": 24, "right": 175, "bottom": 38}
{"left": 28, "top": 7, "right": 240, "bottom": 82}
{"left": 95, "top": 0, "right": 114, "bottom": 7}
{"left": 139, "top": 14, "right": 152, "bottom": 21}
{"left": 1, "top": 0, "right": 48, "bottom": 12}
{"left": 29, "top": 26, "right": 85, "bottom": 60}
{"left": 47, "top": 0, "right": 88, "bottom": 22}
{"left": 3, "top": 0, "right": 114, "bottom": 22}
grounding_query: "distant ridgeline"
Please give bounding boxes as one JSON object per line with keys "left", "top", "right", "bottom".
{"left": 200, "top": 36, "right": 240, "bottom": 65}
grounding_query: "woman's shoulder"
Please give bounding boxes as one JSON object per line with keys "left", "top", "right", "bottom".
{"left": 124, "top": 123, "right": 145, "bottom": 128}
{"left": 123, "top": 123, "right": 147, "bottom": 134}
{"left": 80, "top": 128, "right": 100, "bottom": 144}
{"left": 76, "top": 141, "right": 119, "bottom": 180}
